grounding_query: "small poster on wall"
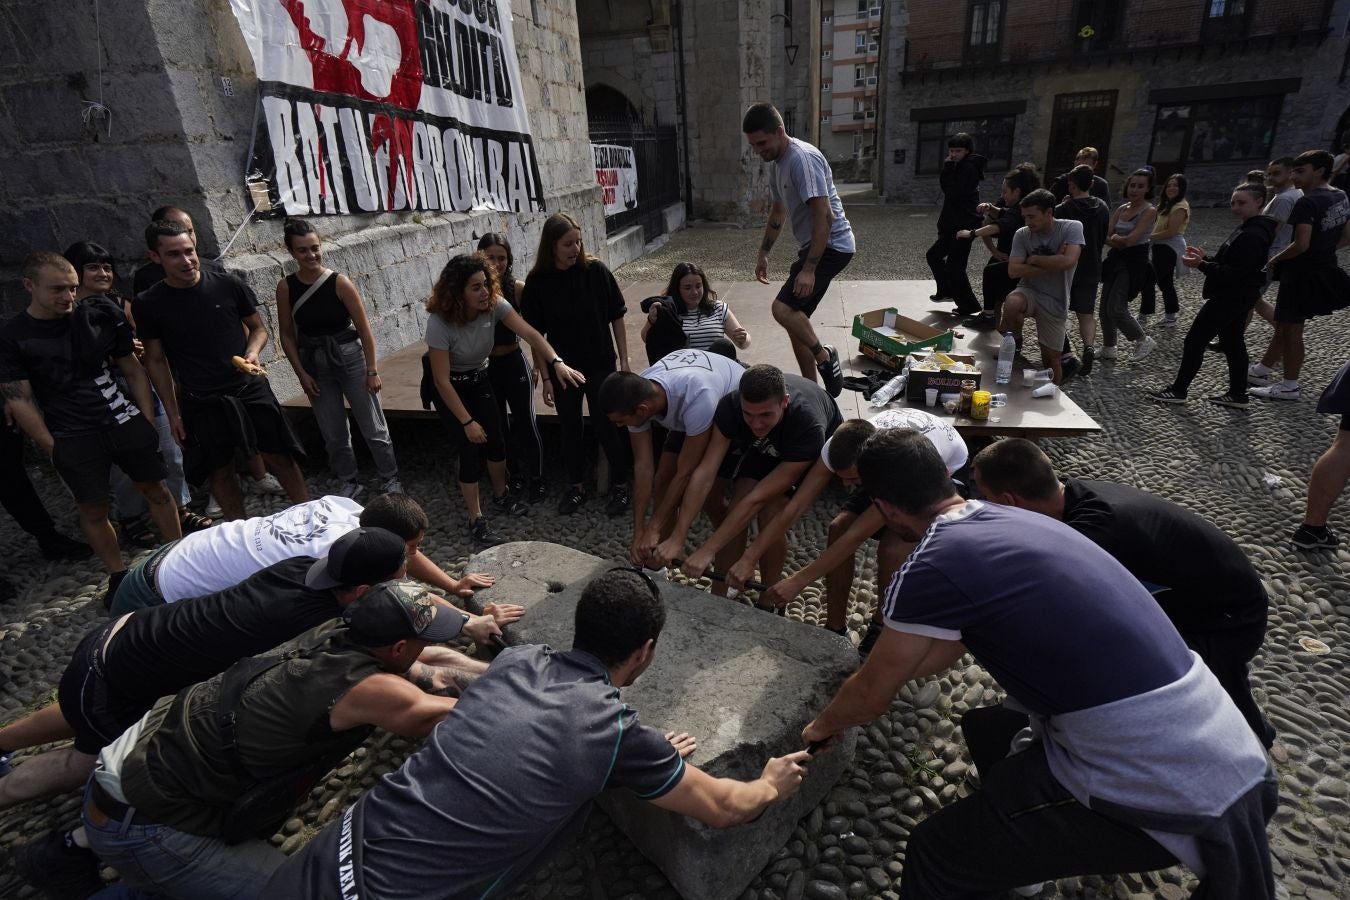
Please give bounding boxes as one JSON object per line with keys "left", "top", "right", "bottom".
{"left": 592, "top": 143, "right": 639, "bottom": 216}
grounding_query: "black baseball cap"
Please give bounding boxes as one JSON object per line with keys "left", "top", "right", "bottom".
{"left": 305, "top": 527, "right": 407, "bottom": 590}
{"left": 343, "top": 581, "right": 466, "bottom": 645}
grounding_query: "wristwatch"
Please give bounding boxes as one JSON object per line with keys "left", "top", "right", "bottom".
{"left": 550, "top": 356, "right": 564, "bottom": 366}
{"left": 367, "top": 369, "right": 378, "bottom": 376}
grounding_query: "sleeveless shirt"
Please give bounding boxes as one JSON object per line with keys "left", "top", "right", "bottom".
{"left": 287, "top": 272, "right": 352, "bottom": 336}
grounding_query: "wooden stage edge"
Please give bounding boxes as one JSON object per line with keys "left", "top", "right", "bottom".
{"left": 282, "top": 280, "right": 1101, "bottom": 441}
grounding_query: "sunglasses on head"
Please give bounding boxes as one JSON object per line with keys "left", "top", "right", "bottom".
{"left": 606, "top": 566, "right": 661, "bottom": 600}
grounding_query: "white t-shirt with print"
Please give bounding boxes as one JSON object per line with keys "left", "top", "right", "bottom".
{"left": 820, "top": 408, "right": 968, "bottom": 475}
{"left": 155, "top": 496, "right": 365, "bottom": 602}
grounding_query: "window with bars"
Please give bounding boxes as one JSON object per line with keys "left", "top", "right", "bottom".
{"left": 916, "top": 116, "right": 1016, "bottom": 175}
{"left": 965, "top": 1, "right": 1004, "bottom": 63}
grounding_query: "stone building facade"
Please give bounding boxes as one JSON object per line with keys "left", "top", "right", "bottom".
{"left": 0, "top": 0, "right": 603, "bottom": 400}
{"left": 880, "top": 0, "right": 1350, "bottom": 204}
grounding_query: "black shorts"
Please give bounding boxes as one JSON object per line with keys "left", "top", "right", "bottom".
{"left": 660, "top": 428, "right": 685, "bottom": 456}
{"left": 1068, "top": 276, "right": 1098, "bottom": 314}
{"left": 179, "top": 377, "right": 304, "bottom": 484}
{"left": 775, "top": 246, "right": 853, "bottom": 316}
{"left": 51, "top": 415, "right": 165, "bottom": 504}
{"left": 717, "top": 447, "right": 781, "bottom": 482}
{"left": 57, "top": 621, "right": 145, "bottom": 755}
{"left": 1317, "top": 361, "right": 1350, "bottom": 429}
{"left": 841, "top": 486, "right": 888, "bottom": 540}
{"left": 1274, "top": 265, "right": 1350, "bottom": 324}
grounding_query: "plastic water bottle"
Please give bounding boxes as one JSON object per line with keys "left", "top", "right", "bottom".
{"left": 870, "top": 374, "right": 907, "bottom": 408}
{"left": 996, "top": 332, "right": 1016, "bottom": 385}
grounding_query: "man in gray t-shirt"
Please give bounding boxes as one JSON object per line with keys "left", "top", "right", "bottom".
{"left": 743, "top": 102, "right": 854, "bottom": 398}
{"left": 1003, "top": 189, "right": 1084, "bottom": 384}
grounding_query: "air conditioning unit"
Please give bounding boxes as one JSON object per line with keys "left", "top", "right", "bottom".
{"left": 866, "top": 75, "right": 878, "bottom": 85}
{"left": 868, "top": 42, "right": 879, "bottom": 52}
{"left": 869, "top": 6, "right": 881, "bottom": 16}
{"left": 865, "top": 109, "right": 876, "bottom": 119}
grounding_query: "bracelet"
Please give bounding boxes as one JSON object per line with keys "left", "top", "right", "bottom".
{"left": 460, "top": 417, "right": 474, "bottom": 427}
{"left": 367, "top": 370, "right": 378, "bottom": 376}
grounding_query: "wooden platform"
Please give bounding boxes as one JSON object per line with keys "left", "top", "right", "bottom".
{"left": 283, "top": 280, "right": 1101, "bottom": 440}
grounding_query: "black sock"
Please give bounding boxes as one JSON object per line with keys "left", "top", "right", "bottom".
{"left": 1303, "top": 523, "right": 1328, "bottom": 534}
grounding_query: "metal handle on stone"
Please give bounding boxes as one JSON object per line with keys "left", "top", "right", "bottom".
{"left": 805, "top": 740, "right": 828, "bottom": 755}
{"left": 489, "top": 633, "right": 507, "bottom": 652}
{"left": 673, "top": 559, "right": 768, "bottom": 593}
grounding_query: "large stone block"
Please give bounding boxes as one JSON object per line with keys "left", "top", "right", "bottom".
{"left": 465, "top": 542, "right": 858, "bottom": 900}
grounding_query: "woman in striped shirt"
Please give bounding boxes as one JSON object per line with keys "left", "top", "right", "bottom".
{"left": 642, "top": 262, "right": 751, "bottom": 353}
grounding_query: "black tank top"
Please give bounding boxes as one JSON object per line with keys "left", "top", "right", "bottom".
{"left": 287, "top": 271, "right": 352, "bottom": 336}
{"left": 493, "top": 279, "right": 520, "bottom": 346}
{"left": 119, "top": 623, "right": 380, "bottom": 837}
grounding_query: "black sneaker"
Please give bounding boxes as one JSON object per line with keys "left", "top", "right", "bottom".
{"left": 817, "top": 345, "right": 844, "bottom": 398}
{"left": 1291, "top": 524, "right": 1340, "bottom": 550}
{"left": 469, "top": 516, "right": 502, "bottom": 547}
{"left": 557, "top": 486, "right": 586, "bottom": 516}
{"left": 103, "top": 570, "right": 128, "bottom": 611}
{"left": 857, "top": 621, "right": 885, "bottom": 660}
{"left": 605, "top": 485, "right": 631, "bottom": 516}
{"left": 1080, "top": 345, "right": 1095, "bottom": 377}
{"left": 507, "top": 477, "right": 526, "bottom": 498}
{"left": 12, "top": 830, "right": 104, "bottom": 900}
{"left": 1059, "top": 355, "right": 1082, "bottom": 382}
{"left": 1146, "top": 388, "right": 1187, "bottom": 404}
{"left": 37, "top": 532, "right": 92, "bottom": 562}
{"left": 530, "top": 479, "right": 548, "bottom": 504}
{"left": 1205, "top": 392, "right": 1250, "bottom": 410}
{"left": 490, "top": 491, "right": 528, "bottom": 516}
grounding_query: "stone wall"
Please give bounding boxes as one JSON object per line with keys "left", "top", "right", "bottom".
{"left": 882, "top": 6, "right": 1350, "bottom": 205}
{"left": 0, "top": 0, "right": 604, "bottom": 388}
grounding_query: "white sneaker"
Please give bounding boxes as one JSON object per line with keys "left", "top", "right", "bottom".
{"left": 1247, "top": 365, "right": 1275, "bottom": 386}
{"left": 1099, "top": 346, "right": 1119, "bottom": 360}
{"left": 249, "top": 473, "right": 285, "bottom": 495}
{"left": 204, "top": 494, "right": 223, "bottom": 519}
{"left": 339, "top": 480, "right": 366, "bottom": 499}
{"left": 380, "top": 477, "right": 405, "bottom": 495}
{"left": 1132, "top": 336, "right": 1156, "bottom": 361}
{"left": 1251, "top": 382, "right": 1300, "bottom": 401}
{"left": 1013, "top": 885, "right": 1047, "bottom": 898}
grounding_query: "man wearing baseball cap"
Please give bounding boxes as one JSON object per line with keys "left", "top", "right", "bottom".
{"left": 76, "top": 581, "right": 463, "bottom": 899}
{"left": 8, "top": 529, "right": 438, "bottom": 895}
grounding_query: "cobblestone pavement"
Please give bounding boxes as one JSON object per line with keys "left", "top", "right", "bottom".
{"left": 1, "top": 200, "right": 1347, "bottom": 899}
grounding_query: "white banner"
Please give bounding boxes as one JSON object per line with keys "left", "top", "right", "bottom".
{"left": 227, "top": 0, "right": 544, "bottom": 215}
{"left": 592, "top": 143, "right": 638, "bottom": 217}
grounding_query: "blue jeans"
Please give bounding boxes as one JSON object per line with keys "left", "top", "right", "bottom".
{"left": 308, "top": 339, "right": 398, "bottom": 482}
{"left": 108, "top": 540, "right": 177, "bottom": 617}
{"left": 83, "top": 783, "right": 284, "bottom": 900}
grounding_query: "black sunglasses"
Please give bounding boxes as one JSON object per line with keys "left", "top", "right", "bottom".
{"left": 607, "top": 566, "right": 661, "bottom": 600}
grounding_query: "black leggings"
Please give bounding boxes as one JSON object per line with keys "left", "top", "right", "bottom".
{"left": 554, "top": 366, "right": 632, "bottom": 487}
{"left": 486, "top": 348, "right": 543, "bottom": 480}
{"left": 1141, "top": 244, "right": 1179, "bottom": 316}
{"left": 433, "top": 371, "right": 507, "bottom": 485}
{"left": 926, "top": 231, "right": 978, "bottom": 312}
{"left": 1170, "top": 295, "right": 1257, "bottom": 398}
{"left": 981, "top": 260, "right": 1017, "bottom": 313}
{"left": 0, "top": 424, "right": 57, "bottom": 538}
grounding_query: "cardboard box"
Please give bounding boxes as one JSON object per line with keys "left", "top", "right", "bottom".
{"left": 905, "top": 352, "right": 985, "bottom": 403}
{"left": 852, "top": 308, "right": 954, "bottom": 371}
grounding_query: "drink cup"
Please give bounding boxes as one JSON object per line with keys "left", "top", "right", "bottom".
{"left": 925, "top": 387, "right": 938, "bottom": 406}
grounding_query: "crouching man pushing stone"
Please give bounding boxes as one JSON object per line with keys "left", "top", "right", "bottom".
{"left": 802, "top": 430, "right": 1276, "bottom": 898}
{"left": 261, "top": 568, "right": 812, "bottom": 900}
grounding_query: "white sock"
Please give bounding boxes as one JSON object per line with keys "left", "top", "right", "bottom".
{"left": 1280, "top": 379, "right": 1298, "bottom": 389}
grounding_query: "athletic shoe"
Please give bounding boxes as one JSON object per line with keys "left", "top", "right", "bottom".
{"left": 249, "top": 473, "right": 286, "bottom": 495}
{"left": 1206, "top": 341, "right": 1224, "bottom": 353}
{"left": 381, "top": 477, "right": 405, "bottom": 495}
{"left": 557, "top": 486, "right": 586, "bottom": 515}
{"left": 1162, "top": 314, "right": 1178, "bottom": 327}
{"left": 857, "top": 621, "right": 885, "bottom": 661}
{"left": 12, "top": 830, "right": 104, "bottom": 900}
{"left": 1146, "top": 388, "right": 1186, "bottom": 404}
{"left": 204, "top": 494, "right": 223, "bottom": 519}
{"left": 118, "top": 514, "right": 157, "bottom": 549}
{"left": 1205, "top": 393, "right": 1250, "bottom": 409}
{"left": 1131, "top": 336, "right": 1156, "bottom": 361}
{"left": 817, "top": 345, "right": 844, "bottom": 398}
{"left": 507, "top": 477, "right": 526, "bottom": 498}
{"left": 1251, "top": 383, "right": 1300, "bottom": 401}
{"left": 339, "top": 480, "right": 366, "bottom": 500}
{"left": 1079, "top": 345, "right": 1095, "bottom": 376}
{"left": 1291, "top": 524, "right": 1340, "bottom": 550}
{"left": 1247, "top": 365, "right": 1275, "bottom": 386}
{"left": 1099, "top": 345, "right": 1119, "bottom": 360}
{"left": 1059, "top": 356, "right": 1082, "bottom": 382}
{"left": 1013, "top": 884, "right": 1047, "bottom": 898}
{"left": 468, "top": 516, "right": 501, "bottom": 547}
{"left": 37, "top": 532, "right": 92, "bottom": 562}
{"left": 103, "top": 570, "right": 128, "bottom": 611}
{"left": 1137, "top": 313, "right": 1150, "bottom": 329}
{"left": 490, "top": 491, "right": 528, "bottom": 517}
{"left": 0, "top": 751, "right": 11, "bottom": 776}
{"left": 605, "top": 485, "right": 631, "bottom": 516}
{"left": 529, "top": 479, "right": 548, "bottom": 504}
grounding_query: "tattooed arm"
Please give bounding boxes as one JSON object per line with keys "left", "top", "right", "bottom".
{"left": 1, "top": 380, "right": 54, "bottom": 454}
{"left": 404, "top": 661, "right": 479, "bottom": 698}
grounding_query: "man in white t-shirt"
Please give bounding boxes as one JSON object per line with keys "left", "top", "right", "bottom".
{"left": 725, "top": 409, "right": 968, "bottom": 657}
{"left": 598, "top": 349, "right": 745, "bottom": 565}
{"left": 110, "top": 493, "right": 507, "bottom": 632}
{"left": 1002, "top": 189, "right": 1085, "bottom": 384}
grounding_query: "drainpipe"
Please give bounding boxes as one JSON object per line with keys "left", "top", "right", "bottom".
{"left": 674, "top": 0, "right": 694, "bottom": 220}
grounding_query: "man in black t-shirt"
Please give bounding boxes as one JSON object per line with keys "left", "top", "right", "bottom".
{"left": 1048, "top": 146, "right": 1112, "bottom": 204}
{"left": 972, "top": 439, "right": 1274, "bottom": 747}
{"left": 135, "top": 220, "right": 308, "bottom": 519}
{"left": 0, "top": 253, "right": 180, "bottom": 595}
{"left": 654, "top": 365, "right": 842, "bottom": 605}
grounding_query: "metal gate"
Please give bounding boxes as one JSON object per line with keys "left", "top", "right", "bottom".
{"left": 588, "top": 115, "right": 682, "bottom": 242}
